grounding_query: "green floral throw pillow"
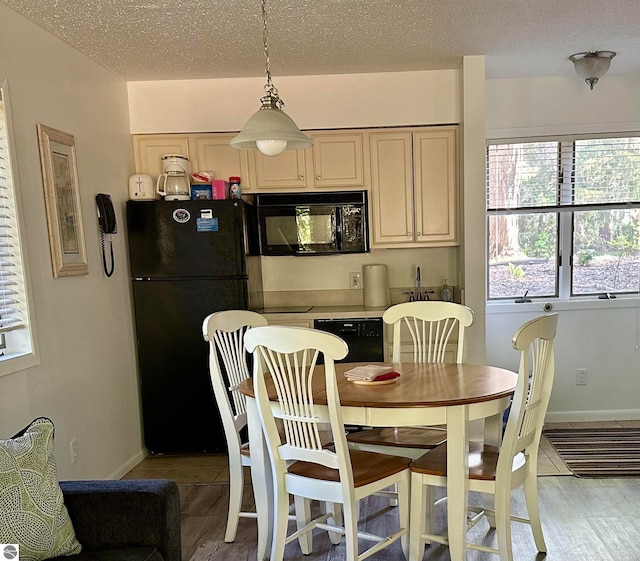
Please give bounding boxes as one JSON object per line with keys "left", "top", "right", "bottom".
{"left": 0, "top": 418, "right": 81, "bottom": 561}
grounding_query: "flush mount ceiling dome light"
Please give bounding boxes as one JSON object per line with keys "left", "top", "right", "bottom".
{"left": 569, "top": 51, "right": 616, "bottom": 90}
{"left": 230, "top": 0, "right": 311, "bottom": 157}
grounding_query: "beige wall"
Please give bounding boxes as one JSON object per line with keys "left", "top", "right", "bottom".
{"left": 0, "top": 4, "right": 142, "bottom": 479}
{"left": 128, "top": 70, "right": 460, "bottom": 133}
{"left": 485, "top": 73, "right": 640, "bottom": 421}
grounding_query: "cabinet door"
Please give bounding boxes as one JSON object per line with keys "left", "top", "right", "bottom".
{"left": 310, "top": 132, "right": 366, "bottom": 188}
{"left": 369, "top": 131, "right": 415, "bottom": 247}
{"left": 251, "top": 149, "right": 308, "bottom": 190}
{"left": 133, "top": 135, "right": 191, "bottom": 178}
{"left": 264, "top": 318, "right": 312, "bottom": 329}
{"left": 413, "top": 128, "right": 458, "bottom": 245}
{"left": 193, "top": 135, "right": 251, "bottom": 189}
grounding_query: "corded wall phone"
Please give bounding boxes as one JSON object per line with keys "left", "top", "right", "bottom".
{"left": 96, "top": 193, "right": 116, "bottom": 277}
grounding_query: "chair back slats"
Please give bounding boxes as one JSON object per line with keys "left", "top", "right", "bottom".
{"left": 499, "top": 314, "right": 558, "bottom": 474}
{"left": 214, "top": 326, "right": 252, "bottom": 418}
{"left": 384, "top": 301, "right": 475, "bottom": 364}
{"left": 245, "top": 326, "right": 349, "bottom": 472}
{"left": 256, "top": 346, "right": 326, "bottom": 453}
{"left": 203, "top": 310, "right": 269, "bottom": 443}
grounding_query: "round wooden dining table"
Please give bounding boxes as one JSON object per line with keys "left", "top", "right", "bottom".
{"left": 239, "top": 361, "right": 518, "bottom": 561}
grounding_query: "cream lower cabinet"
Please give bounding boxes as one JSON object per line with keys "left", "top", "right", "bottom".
{"left": 262, "top": 317, "right": 313, "bottom": 329}
{"left": 369, "top": 127, "right": 458, "bottom": 248}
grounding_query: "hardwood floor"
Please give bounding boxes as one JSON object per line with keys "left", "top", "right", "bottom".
{"left": 123, "top": 421, "right": 640, "bottom": 561}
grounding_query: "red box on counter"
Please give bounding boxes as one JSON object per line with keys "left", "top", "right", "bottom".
{"left": 211, "top": 180, "right": 229, "bottom": 200}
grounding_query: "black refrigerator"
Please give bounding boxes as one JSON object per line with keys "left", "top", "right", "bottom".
{"left": 126, "top": 199, "right": 263, "bottom": 454}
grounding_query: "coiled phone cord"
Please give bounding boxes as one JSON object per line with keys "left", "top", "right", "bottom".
{"left": 100, "top": 231, "right": 114, "bottom": 277}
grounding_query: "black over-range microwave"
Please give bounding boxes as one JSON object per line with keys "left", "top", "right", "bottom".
{"left": 255, "top": 191, "right": 369, "bottom": 256}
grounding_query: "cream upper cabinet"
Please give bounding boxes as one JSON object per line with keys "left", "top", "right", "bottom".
{"left": 193, "top": 135, "right": 251, "bottom": 189}
{"left": 134, "top": 134, "right": 251, "bottom": 188}
{"left": 309, "top": 131, "right": 367, "bottom": 188}
{"left": 248, "top": 148, "right": 309, "bottom": 191}
{"left": 369, "top": 127, "right": 459, "bottom": 248}
{"left": 244, "top": 130, "right": 367, "bottom": 193}
{"left": 133, "top": 135, "right": 191, "bottom": 179}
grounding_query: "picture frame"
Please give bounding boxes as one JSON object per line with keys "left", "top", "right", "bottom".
{"left": 36, "top": 124, "right": 88, "bottom": 277}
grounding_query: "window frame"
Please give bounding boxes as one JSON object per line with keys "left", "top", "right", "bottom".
{"left": 486, "top": 132, "right": 640, "bottom": 303}
{"left": 0, "top": 79, "right": 39, "bottom": 377}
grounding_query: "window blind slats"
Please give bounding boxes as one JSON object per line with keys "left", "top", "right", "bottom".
{"left": 487, "top": 138, "right": 640, "bottom": 211}
{"left": 0, "top": 99, "right": 28, "bottom": 337}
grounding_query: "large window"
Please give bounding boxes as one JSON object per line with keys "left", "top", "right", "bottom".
{"left": 487, "top": 136, "right": 640, "bottom": 300}
{"left": 0, "top": 80, "right": 36, "bottom": 373}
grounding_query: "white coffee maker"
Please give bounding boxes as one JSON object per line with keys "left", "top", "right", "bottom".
{"left": 156, "top": 154, "right": 192, "bottom": 201}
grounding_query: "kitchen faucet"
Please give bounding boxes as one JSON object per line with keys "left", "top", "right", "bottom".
{"left": 416, "top": 266, "right": 422, "bottom": 300}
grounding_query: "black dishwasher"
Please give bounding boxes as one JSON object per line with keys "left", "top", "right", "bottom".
{"left": 314, "top": 318, "right": 384, "bottom": 363}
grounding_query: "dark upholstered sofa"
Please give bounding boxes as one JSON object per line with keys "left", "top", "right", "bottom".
{"left": 51, "top": 479, "right": 182, "bottom": 561}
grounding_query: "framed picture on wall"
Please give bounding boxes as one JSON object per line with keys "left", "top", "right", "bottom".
{"left": 36, "top": 123, "right": 88, "bottom": 277}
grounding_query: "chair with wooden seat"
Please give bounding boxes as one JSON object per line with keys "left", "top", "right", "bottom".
{"left": 408, "top": 313, "right": 558, "bottom": 561}
{"left": 347, "top": 301, "right": 475, "bottom": 459}
{"left": 202, "top": 310, "right": 268, "bottom": 543}
{"left": 244, "top": 325, "right": 412, "bottom": 561}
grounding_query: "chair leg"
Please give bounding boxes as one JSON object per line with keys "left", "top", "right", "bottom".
{"left": 494, "top": 485, "right": 513, "bottom": 561}
{"left": 325, "top": 502, "right": 343, "bottom": 545}
{"left": 482, "top": 491, "right": 497, "bottom": 529}
{"left": 397, "top": 475, "right": 411, "bottom": 561}
{"left": 409, "top": 473, "right": 426, "bottom": 561}
{"left": 224, "top": 456, "right": 243, "bottom": 542}
{"left": 342, "top": 497, "right": 359, "bottom": 561}
{"left": 270, "top": 491, "right": 291, "bottom": 561}
{"left": 524, "top": 474, "right": 547, "bottom": 553}
{"left": 295, "top": 496, "right": 313, "bottom": 554}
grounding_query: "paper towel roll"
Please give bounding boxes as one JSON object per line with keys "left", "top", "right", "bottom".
{"left": 363, "top": 264, "right": 389, "bottom": 308}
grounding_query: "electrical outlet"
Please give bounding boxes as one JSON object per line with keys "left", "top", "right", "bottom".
{"left": 349, "top": 272, "right": 361, "bottom": 289}
{"left": 576, "top": 368, "right": 588, "bottom": 385}
{"left": 70, "top": 439, "right": 79, "bottom": 463}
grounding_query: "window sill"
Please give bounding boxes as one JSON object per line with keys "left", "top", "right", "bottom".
{"left": 0, "top": 350, "right": 39, "bottom": 378}
{"left": 486, "top": 295, "right": 640, "bottom": 314}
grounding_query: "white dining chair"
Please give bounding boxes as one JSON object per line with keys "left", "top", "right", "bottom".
{"left": 202, "top": 310, "right": 268, "bottom": 542}
{"left": 245, "top": 325, "right": 412, "bottom": 561}
{"left": 347, "top": 301, "right": 475, "bottom": 459}
{"left": 408, "top": 313, "right": 558, "bottom": 561}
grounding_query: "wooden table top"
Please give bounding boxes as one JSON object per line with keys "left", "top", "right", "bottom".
{"left": 239, "top": 362, "right": 517, "bottom": 408}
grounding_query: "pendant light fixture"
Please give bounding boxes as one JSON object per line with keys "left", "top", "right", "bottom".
{"left": 230, "top": 0, "right": 311, "bottom": 157}
{"left": 569, "top": 51, "right": 616, "bottom": 90}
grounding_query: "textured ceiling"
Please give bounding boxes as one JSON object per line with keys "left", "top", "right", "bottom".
{"left": 2, "top": 0, "right": 639, "bottom": 82}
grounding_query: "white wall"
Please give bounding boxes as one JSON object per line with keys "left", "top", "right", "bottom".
{"left": 0, "top": 4, "right": 143, "bottom": 479}
{"left": 485, "top": 73, "right": 640, "bottom": 421}
{"left": 128, "top": 70, "right": 460, "bottom": 133}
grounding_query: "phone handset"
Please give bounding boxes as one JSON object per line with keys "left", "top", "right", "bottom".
{"left": 95, "top": 193, "right": 116, "bottom": 277}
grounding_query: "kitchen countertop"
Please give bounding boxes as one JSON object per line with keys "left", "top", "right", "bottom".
{"left": 259, "top": 305, "right": 388, "bottom": 319}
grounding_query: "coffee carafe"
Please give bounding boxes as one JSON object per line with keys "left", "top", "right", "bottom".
{"left": 156, "top": 154, "right": 191, "bottom": 201}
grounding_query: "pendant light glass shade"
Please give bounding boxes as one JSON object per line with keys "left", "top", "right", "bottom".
{"left": 569, "top": 51, "right": 616, "bottom": 90}
{"left": 230, "top": 95, "right": 311, "bottom": 156}
{"left": 230, "top": 0, "right": 311, "bottom": 157}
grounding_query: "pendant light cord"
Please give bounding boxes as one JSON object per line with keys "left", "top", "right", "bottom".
{"left": 261, "top": 0, "right": 284, "bottom": 109}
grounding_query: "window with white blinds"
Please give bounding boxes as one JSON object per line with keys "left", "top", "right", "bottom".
{"left": 0, "top": 84, "right": 33, "bottom": 362}
{"left": 486, "top": 135, "right": 640, "bottom": 300}
{"left": 487, "top": 137, "right": 640, "bottom": 213}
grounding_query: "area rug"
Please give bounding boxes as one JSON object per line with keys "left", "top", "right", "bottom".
{"left": 543, "top": 427, "right": 640, "bottom": 477}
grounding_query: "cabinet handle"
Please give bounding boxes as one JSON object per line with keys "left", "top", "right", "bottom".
{"left": 298, "top": 175, "right": 304, "bottom": 180}
{"left": 316, "top": 175, "right": 321, "bottom": 180}
{"left": 417, "top": 232, "right": 422, "bottom": 237}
